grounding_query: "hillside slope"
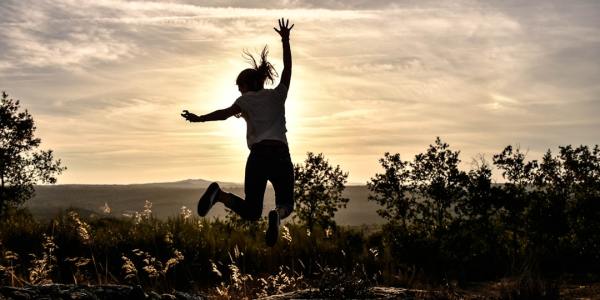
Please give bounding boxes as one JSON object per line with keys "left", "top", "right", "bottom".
{"left": 27, "top": 180, "right": 385, "bottom": 226}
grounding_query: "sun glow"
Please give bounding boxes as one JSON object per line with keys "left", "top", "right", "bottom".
{"left": 282, "top": 73, "right": 305, "bottom": 148}
{"left": 211, "top": 72, "right": 305, "bottom": 151}
{"left": 215, "top": 76, "right": 246, "bottom": 147}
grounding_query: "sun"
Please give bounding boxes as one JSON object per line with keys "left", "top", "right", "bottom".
{"left": 212, "top": 78, "right": 247, "bottom": 140}
{"left": 225, "top": 114, "right": 247, "bottom": 138}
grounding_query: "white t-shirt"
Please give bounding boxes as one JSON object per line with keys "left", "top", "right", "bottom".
{"left": 234, "top": 84, "right": 289, "bottom": 149}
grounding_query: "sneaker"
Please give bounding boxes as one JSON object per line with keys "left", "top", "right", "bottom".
{"left": 197, "top": 182, "right": 220, "bottom": 217}
{"left": 265, "top": 209, "right": 280, "bottom": 247}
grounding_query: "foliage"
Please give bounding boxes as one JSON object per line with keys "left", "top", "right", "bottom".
{"left": 293, "top": 152, "right": 349, "bottom": 231}
{"left": 0, "top": 91, "right": 65, "bottom": 215}
{"left": 410, "top": 137, "right": 469, "bottom": 235}
{"left": 368, "top": 138, "right": 600, "bottom": 280}
{"left": 1, "top": 137, "right": 599, "bottom": 297}
{"left": 368, "top": 139, "right": 471, "bottom": 236}
{"left": 457, "top": 157, "right": 500, "bottom": 222}
{"left": 367, "top": 152, "right": 413, "bottom": 231}
{"left": 556, "top": 145, "right": 600, "bottom": 263}
{"left": 0, "top": 205, "right": 377, "bottom": 298}
{"left": 313, "top": 264, "right": 374, "bottom": 298}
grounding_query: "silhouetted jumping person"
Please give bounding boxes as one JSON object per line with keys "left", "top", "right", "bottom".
{"left": 181, "top": 18, "right": 294, "bottom": 247}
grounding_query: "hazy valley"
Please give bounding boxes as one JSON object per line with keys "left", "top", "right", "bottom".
{"left": 27, "top": 179, "right": 385, "bottom": 226}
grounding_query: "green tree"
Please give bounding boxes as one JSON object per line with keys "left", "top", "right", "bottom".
{"left": 293, "top": 152, "right": 348, "bottom": 232}
{"left": 556, "top": 145, "right": 600, "bottom": 261}
{"left": 0, "top": 91, "right": 65, "bottom": 215}
{"left": 452, "top": 157, "right": 506, "bottom": 272}
{"left": 367, "top": 152, "right": 413, "bottom": 231}
{"left": 458, "top": 157, "right": 501, "bottom": 222}
{"left": 492, "top": 145, "right": 540, "bottom": 272}
{"left": 410, "top": 137, "right": 468, "bottom": 235}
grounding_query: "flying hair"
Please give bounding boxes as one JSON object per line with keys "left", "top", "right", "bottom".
{"left": 237, "top": 46, "right": 278, "bottom": 89}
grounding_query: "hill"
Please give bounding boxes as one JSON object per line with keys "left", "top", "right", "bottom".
{"left": 27, "top": 179, "right": 385, "bottom": 226}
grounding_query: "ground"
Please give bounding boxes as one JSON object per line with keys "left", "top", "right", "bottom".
{"left": 2, "top": 283, "right": 600, "bottom": 299}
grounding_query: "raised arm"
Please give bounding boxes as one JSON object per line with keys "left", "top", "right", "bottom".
{"left": 274, "top": 18, "right": 294, "bottom": 89}
{"left": 181, "top": 104, "right": 241, "bottom": 123}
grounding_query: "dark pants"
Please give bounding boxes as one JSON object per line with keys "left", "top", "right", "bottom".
{"left": 225, "top": 140, "right": 294, "bottom": 221}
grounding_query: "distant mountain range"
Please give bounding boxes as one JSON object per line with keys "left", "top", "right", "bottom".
{"left": 28, "top": 179, "right": 385, "bottom": 226}
{"left": 52, "top": 179, "right": 242, "bottom": 189}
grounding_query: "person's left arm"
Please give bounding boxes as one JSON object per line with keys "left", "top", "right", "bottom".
{"left": 181, "top": 104, "right": 242, "bottom": 122}
{"left": 274, "top": 18, "right": 294, "bottom": 90}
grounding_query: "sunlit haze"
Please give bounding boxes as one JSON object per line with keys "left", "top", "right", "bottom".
{"left": 1, "top": 0, "right": 599, "bottom": 184}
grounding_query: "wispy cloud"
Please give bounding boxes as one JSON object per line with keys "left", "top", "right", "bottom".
{"left": 1, "top": 0, "right": 598, "bottom": 183}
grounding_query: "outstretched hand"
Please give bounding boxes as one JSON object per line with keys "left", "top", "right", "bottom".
{"left": 274, "top": 18, "right": 294, "bottom": 40}
{"left": 181, "top": 110, "right": 202, "bottom": 122}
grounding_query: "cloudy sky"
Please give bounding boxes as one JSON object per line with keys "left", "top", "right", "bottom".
{"left": 1, "top": 0, "right": 599, "bottom": 184}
